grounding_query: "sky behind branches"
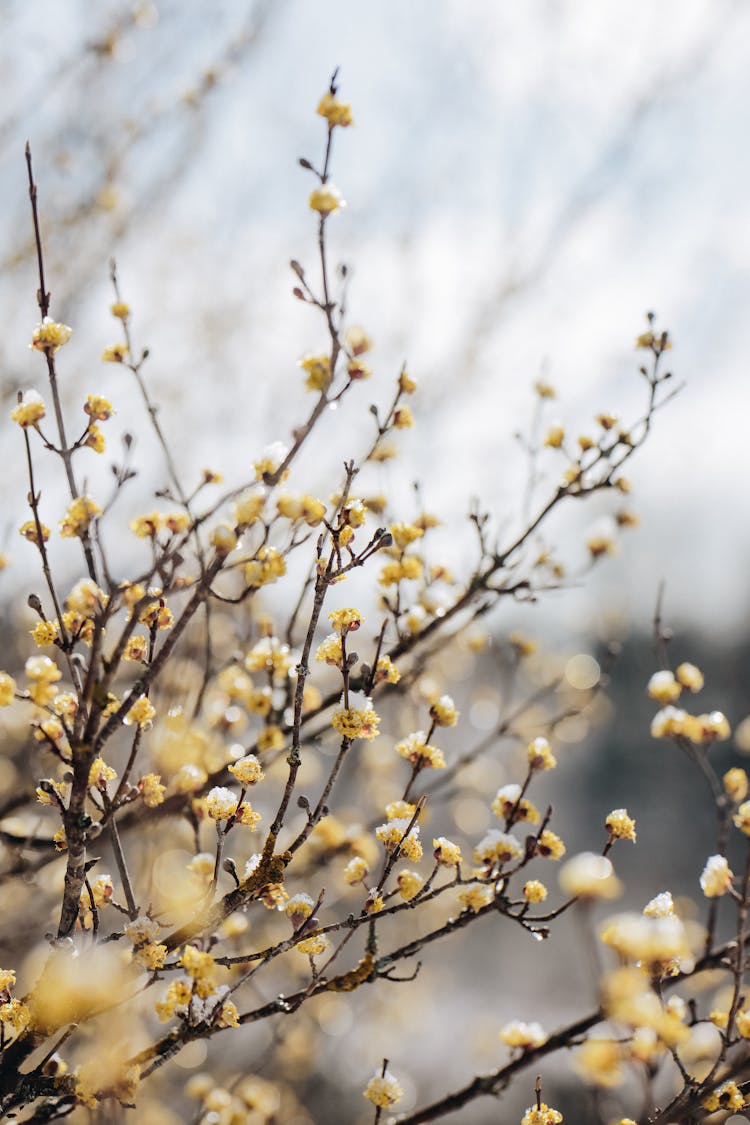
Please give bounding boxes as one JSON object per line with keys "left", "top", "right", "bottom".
{"left": 2, "top": 0, "right": 749, "bottom": 637}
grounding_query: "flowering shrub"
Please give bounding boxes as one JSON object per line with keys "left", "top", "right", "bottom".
{"left": 0, "top": 75, "right": 743, "bottom": 1125}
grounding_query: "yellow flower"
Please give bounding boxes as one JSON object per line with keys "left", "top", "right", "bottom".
{"left": 395, "top": 731, "right": 445, "bottom": 769}
{"left": 36, "top": 778, "right": 68, "bottom": 806}
{"left": 315, "top": 633, "right": 343, "bottom": 668}
{"left": 245, "top": 636, "right": 292, "bottom": 679}
{"left": 432, "top": 836, "right": 462, "bottom": 867}
{"left": 536, "top": 829, "right": 566, "bottom": 861}
{"left": 586, "top": 532, "right": 617, "bottom": 559}
{"left": 375, "top": 655, "right": 400, "bottom": 684}
{"left": 253, "top": 441, "right": 289, "bottom": 481}
{"left": 379, "top": 557, "right": 423, "bottom": 586}
{"left": 393, "top": 405, "right": 414, "bottom": 429}
{"left": 133, "top": 942, "right": 167, "bottom": 970}
{"left": 277, "top": 493, "right": 327, "bottom": 525}
{"left": 691, "top": 711, "right": 731, "bottom": 742}
{"left": 130, "top": 511, "right": 164, "bottom": 538}
{"left": 11, "top": 390, "right": 46, "bottom": 428}
{"left": 346, "top": 325, "right": 372, "bottom": 355}
{"left": 180, "top": 946, "right": 219, "bottom": 996}
{"left": 34, "top": 716, "right": 65, "bottom": 746}
{"left": 650, "top": 705, "right": 688, "bottom": 739}
{"left": 138, "top": 773, "right": 166, "bottom": 808}
{"left": 389, "top": 521, "right": 424, "bottom": 549}
{"left": 156, "top": 978, "right": 192, "bottom": 1022}
{"left": 244, "top": 547, "right": 286, "bottom": 588}
{"left": 347, "top": 357, "right": 371, "bottom": 380}
{"left": 375, "top": 819, "right": 422, "bottom": 862}
{"left": 31, "top": 317, "right": 72, "bottom": 353}
{"left": 84, "top": 394, "right": 114, "bottom": 421}
{"left": 85, "top": 423, "right": 106, "bottom": 453}
{"left": 397, "top": 870, "right": 423, "bottom": 900}
{"left": 363, "top": 1070, "right": 402, "bottom": 1109}
{"left": 559, "top": 853, "right": 621, "bottom": 899}
{"left": 210, "top": 523, "right": 237, "bottom": 557}
{"left": 309, "top": 184, "right": 345, "bottom": 215}
{"left": 521, "top": 1105, "right": 563, "bottom": 1125}
{"left": 544, "top": 424, "right": 565, "bottom": 449}
{"left": 534, "top": 380, "right": 556, "bottom": 399}
{"left": 25, "top": 655, "right": 62, "bottom": 683}
{"left": 139, "top": 599, "right": 174, "bottom": 630}
{"left": 101, "top": 343, "right": 129, "bottom": 363}
{"left": 317, "top": 91, "right": 353, "bottom": 127}
{"left": 675, "top": 661, "right": 703, "bottom": 692}
{"left": 474, "top": 829, "right": 522, "bottom": 868}
{"left": 205, "top": 787, "right": 239, "bottom": 820}
{"left": 459, "top": 884, "right": 494, "bottom": 913}
{"left": 523, "top": 880, "right": 548, "bottom": 904}
{"left": 331, "top": 692, "right": 380, "bottom": 741}
{"left": 365, "top": 891, "right": 384, "bottom": 914}
{"left": 216, "top": 999, "right": 240, "bottom": 1028}
{"left": 699, "top": 854, "right": 733, "bottom": 897}
{"left": 734, "top": 800, "right": 750, "bottom": 836}
{"left": 30, "top": 620, "right": 58, "bottom": 647}
{"left": 527, "top": 737, "right": 556, "bottom": 771}
{"left": 88, "top": 757, "right": 117, "bottom": 788}
{"left": 285, "top": 894, "right": 315, "bottom": 925}
{"left": 124, "top": 695, "right": 156, "bottom": 729}
{"left": 343, "top": 856, "right": 369, "bottom": 886}
{"left": 298, "top": 353, "right": 332, "bottom": 393}
{"left": 500, "top": 1020, "right": 548, "bottom": 1050}
{"left": 19, "top": 519, "right": 50, "bottom": 544}
{"left": 647, "top": 670, "right": 681, "bottom": 705}
{"left": 429, "top": 694, "right": 459, "bottom": 727}
{"left": 123, "top": 635, "right": 149, "bottom": 662}
{"left": 0, "top": 998, "right": 32, "bottom": 1036}
{"left": 234, "top": 489, "right": 266, "bottom": 526}
{"left": 724, "top": 768, "right": 748, "bottom": 803}
{"left": 492, "top": 784, "right": 540, "bottom": 824}
{"left": 164, "top": 510, "right": 191, "bottom": 534}
{"left": 110, "top": 302, "right": 130, "bottom": 320}
{"left": 399, "top": 370, "right": 417, "bottom": 394}
{"left": 600, "top": 910, "right": 688, "bottom": 970}
{"left": 643, "top": 891, "right": 674, "bottom": 918}
{"left": 605, "top": 808, "right": 637, "bottom": 842}
{"left": 256, "top": 725, "right": 285, "bottom": 753}
{"left": 574, "top": 1038, "right": 622, "bottom": 1087}
{"left": 0, "top": 969, "right": 16, "bottom": 994}
{"left": 67, "top": 578, "right": 107, "bottom": 616}
{"left": 328, "top": 607, "right": 363, "bottom": 634}
{"left": 702, "top": 1079, "right": 745, "bottom": 1112}
{"left": 59, "top": 495, "right": 101, "bottom": 538}
{"left": 228, "top": 754, "right": 264, "bottom": 786}
{"left": 297, "top": 933, "right": 329, "bottom": 957}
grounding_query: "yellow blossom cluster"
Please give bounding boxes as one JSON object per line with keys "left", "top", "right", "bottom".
{"left": 59, "top": 495, "right": 101, "bottom": 539}
{"left": 492, "top": 783, "right": 540, "bottom": 824}
{"left": 363, "top": 1070, "right": 402, "bottom": 1109}
{"left": 395, "top": 731, "right": 445, "bottom": 770}
{"left": 648, "top": 663, "right": 730, "bottom": 744}
{"left": 521, "top": 1104, "right": 563, "bottom": 1125}
{"left": 31, "top": 316, "right": 72, "bottom": 353}
{"left": 331, "top": 692, "right": 380, "bottom": 740}
{"left": 11, "top": 390, "right": 46, "bottom": 428}
{"left": 375, "top": 818, "right": 423, "bottom": 862}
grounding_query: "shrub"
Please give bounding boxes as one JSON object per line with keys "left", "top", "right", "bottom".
{"left": 0, "top": 75, "right": 740, "bottom": 1125}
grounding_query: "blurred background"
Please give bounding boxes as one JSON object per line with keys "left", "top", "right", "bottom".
{"left": 2, "top": 2, "right": 749, "bottom": 1122}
